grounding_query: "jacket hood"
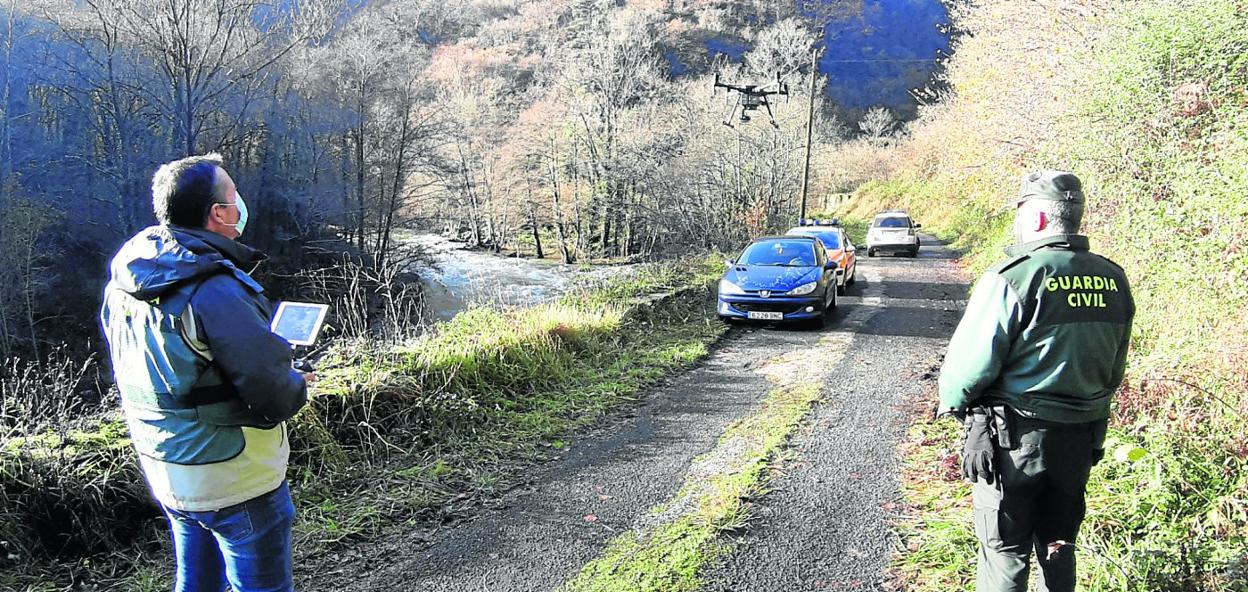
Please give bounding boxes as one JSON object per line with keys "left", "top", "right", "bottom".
{"left": 108, "top": 225, "right": 266, "bottom": 302}
{"left": 724, "top": 265, "right": 819, "bottom": 291}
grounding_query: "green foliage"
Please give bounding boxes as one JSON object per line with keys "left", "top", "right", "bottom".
{"left": 893, "top": 414, "right": 974, "bottom": 587}
{"left": 874, "top": 1, "right": 1248, "bottom": 589}
{"left": 0, "top": 418, "right": 158, "bottom": 567}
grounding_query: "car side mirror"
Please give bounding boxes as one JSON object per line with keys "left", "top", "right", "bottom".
{"left": 824, "top": 260, "right": 838, "bottom": 270}
{"left": 914, "top": 223, "right": 922, "bottom": 228}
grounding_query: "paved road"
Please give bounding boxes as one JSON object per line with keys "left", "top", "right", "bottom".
{"left": 299, "top": 236, "right": 967, "bottom": 592}
{"left": 704, "top": 238, "right": 966, "bottom": 591}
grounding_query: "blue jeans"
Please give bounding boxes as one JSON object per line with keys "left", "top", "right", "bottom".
{"left": 162, "top": 482, "right": 295, "bottom": 592}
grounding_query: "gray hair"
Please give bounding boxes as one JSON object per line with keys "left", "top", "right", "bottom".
{"left": 152, "top": 153, "right": 226, "bottom": 228}
{"left": 1032, "top": 197, "right": 1084, "bottom": 234}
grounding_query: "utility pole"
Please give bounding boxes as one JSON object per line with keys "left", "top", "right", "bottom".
{"left": 799, "top": 47, "right": 820, "bottom": 220}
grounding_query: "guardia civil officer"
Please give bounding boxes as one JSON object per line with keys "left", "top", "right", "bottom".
{"left": 100, "top": 153, "right": 313, "bottom": 592}
{"left": 937, "top": 171, "right": 1135, "bottom": 591}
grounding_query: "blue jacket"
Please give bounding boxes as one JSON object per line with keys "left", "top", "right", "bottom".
{"left": 100, "top": 225, "right": 307, "bottom": 510}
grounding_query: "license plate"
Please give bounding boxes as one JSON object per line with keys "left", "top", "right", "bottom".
{"left": 747, "top": 311, "right": 784, "bottom": 320}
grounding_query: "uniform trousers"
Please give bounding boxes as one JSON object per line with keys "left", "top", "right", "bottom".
{"left": 973, "top": 418, "right": 1103, "bottom": 592}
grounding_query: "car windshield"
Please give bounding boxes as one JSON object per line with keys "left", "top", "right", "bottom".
{"left": 786, "top": 229, "right": 841, "bottom": 249}
{"left": 874, "top": 216, "right": 910, "bottom": 228}
{"left": 738, "top": 239, "right": 818, "bottom": 267}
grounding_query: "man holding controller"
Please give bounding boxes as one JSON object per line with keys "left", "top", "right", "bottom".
{"left": 101, "top": 153, "right": 314, "bottom": 592}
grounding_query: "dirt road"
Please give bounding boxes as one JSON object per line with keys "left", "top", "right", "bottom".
{"left": 300, "top": 236, "right": 967, "bottom": 591}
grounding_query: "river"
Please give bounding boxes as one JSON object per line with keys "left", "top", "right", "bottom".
{"left": 407, "top": 234, "right": 630, "bottom": 321}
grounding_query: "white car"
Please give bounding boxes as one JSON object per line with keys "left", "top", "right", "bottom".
{"left": 866, "top": 211, "right": 921, "bottom": 257}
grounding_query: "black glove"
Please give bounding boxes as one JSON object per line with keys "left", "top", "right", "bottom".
{"left": 961, "top": 414, "right": 996, "bottom": 485}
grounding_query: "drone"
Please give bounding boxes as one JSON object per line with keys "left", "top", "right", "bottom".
{"left": 714, "top": 71, "right": 789, "bottom": 128}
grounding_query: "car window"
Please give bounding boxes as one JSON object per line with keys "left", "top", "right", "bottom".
{"left": 873, "top": 216, "right": 910, "bottom": 228}
{"left": 786, "top": 228, "right": 841, "bottom": 249}
{"left": 738, "top": 239, "right": 818, "bottom": 267}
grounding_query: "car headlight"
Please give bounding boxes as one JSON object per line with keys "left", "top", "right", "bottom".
{"left": 785, "top": 282, "right": 817, "bottom": 296}
{"left": 719, "top": 279, "right": 746, "bottom": 295}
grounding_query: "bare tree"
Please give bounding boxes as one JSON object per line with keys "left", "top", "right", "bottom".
{"left": 295, "top": 3, "right": 439, "bottom": 266}
{"left": 0, "top": 184, "right": 55, "bottom": 357}
{"left": 858, "top": 106, "right": 896, "bottom": 142}
{"left": 746, "top": 18, "right": 814, "bottom": 78}
{"left": 562, "top": 2, "right": 663, "bottom": 257}
{"left": 52, "top": 0, "right": 340, "bottom": 156}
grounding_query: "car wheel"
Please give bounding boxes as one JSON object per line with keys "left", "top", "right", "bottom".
{"left": 836, "top": 280, "right": 846, "bottom": 296}
{"left": 718, "top": 315, "right": 732, "bottom": 324}
{"left": 867, "top": 248, "right": 876, "bottom": 257}
{"left": 910, "top": 248, "right": 919, "bottom": 258}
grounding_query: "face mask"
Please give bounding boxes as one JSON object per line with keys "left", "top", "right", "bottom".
{"left": 218, "top": 192, "right": 249, "bottom": 237}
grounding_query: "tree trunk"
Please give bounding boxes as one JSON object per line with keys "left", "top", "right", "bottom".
{"left": 339, "top": 132, "right": 353, "bottom": 243}
{"left": 598, "top": 197, "right": 610, "bottom": 258}
{"left": 547, "top": 154, "right": 573, "bottom": 264}
{"left": 377, "top": 89, "right": 413, "bottom": 271}
{"left": 622, "top": 186, "right": 634, "bottom": 258}
{"left": 525, "top": 180, "right": 543, "bottom": 259}
{"left": 354, "top": 117, "right": 366, "bottom": 252}
{"left": 460, "top": 147, "right": 482, "bottom": 247}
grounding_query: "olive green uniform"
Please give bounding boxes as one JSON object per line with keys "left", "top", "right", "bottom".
{"left": 939, "top": 234, "right": 1135, "bottom": 591}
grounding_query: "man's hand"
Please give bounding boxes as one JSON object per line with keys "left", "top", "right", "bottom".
{"left": 302, "top": 372, "right": 317, "bottom": 385}
{"left": 961, "top": 414, "right": 996, "bottom": 484}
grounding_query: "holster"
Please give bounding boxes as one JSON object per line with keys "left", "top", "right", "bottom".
{"left": 988, "top": 405, "right": 1018, "bottom": 450}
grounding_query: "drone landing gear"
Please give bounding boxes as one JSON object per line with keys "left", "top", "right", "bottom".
{"left": 721, "top": 99, "right": 779, "bottom": 128}
{"left": 714, "top": 71, "right": 787, "bottom": 129}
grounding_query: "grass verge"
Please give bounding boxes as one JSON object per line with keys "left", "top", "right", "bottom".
{"left": 563, "top": 383, "right": 823, "bottom": 592}
{"left": 561, "top": 332, "right": 846, "bottom": 592}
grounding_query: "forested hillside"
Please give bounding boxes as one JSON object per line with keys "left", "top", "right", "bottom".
{"left": 0, "top": 0, "right": 947, "bottom": 365}
{"left": 834, "top": 0, "right": 1247, "bottom": 589}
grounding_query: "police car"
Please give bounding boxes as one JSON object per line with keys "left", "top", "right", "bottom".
{"left": 866, "top": 210, "right": 921, "bottom": 257}
{"left": 717, "top": 235, "right": 838, "bottom": 327}
{"left": 785, "top": 218, "right": 857, "bottom": 295}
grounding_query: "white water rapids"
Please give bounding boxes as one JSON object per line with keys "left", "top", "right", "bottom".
{"left": 407, "top": 234, "right": 631, "bottom": 321}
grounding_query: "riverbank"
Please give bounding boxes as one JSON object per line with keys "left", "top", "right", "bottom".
{"left": 0, "top": 256, "right": 728, "bottom": 590}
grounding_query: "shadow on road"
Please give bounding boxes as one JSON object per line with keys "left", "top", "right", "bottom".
{"left": 856, "top": 306, "right": 960, "bottom": 340}
{"left": 879, "top": 281, "right": 965, "bottom": 301}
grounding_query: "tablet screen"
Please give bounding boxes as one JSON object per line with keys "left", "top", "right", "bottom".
{"left": 270, "top": 301, "right": 329, "bottom": 346}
